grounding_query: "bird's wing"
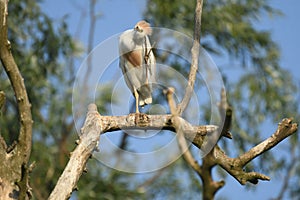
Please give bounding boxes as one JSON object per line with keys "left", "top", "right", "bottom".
{"left": 143, "top": 36, "right": 156, "bottom": 82}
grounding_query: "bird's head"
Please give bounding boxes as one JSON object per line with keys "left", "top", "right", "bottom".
{"left": 134, "top": 20, "right": 152, "bottom": 36}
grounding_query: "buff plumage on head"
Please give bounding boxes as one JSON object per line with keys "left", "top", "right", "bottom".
{"left": 134, "top": 20, "right": 152, "bottom": 35}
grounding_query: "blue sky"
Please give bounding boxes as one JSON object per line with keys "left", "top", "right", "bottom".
{"left": 42, "top": 0, "right": 300, "bottom": 199}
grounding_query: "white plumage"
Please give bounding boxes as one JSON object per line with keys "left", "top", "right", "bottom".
{"left": 119, "top": 20, "right": 156, "bottom": 113}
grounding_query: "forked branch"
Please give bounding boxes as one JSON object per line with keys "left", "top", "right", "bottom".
{"left": 213, "top": 118, "right": 298, "bottom": 185}
{"left": 49, "top": 104, "right": 217, "bottom": 199}
{"left": 50, "top": 102, "right": 298, "bottom": 200}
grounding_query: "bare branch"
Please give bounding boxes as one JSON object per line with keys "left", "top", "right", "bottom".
{"left": 52, "top": 99, "right": 298, "bottom": 199}
{"left": 49, "top": 103, "right": 217, "bottom": 199}
{"left": 214, "top": 145, "right": 270, "bottom": 184}
{"left": 213, "top": 118, "right": 298, "bottom": 185}
{"left": 238, "top": 118, "right": 298, "bottom": 166}
{"left": 100, "top": 113, "right": 218, "bottom": 149}
{"left": 48, "top": 104, "right": 102, "bottom": 200}
{"left": 218, "top": 88, "right": 233, "bottom": 139}
{"left": 176, "top": 0, "right": 203, "bottom": 115}
{"left": 163, "top": 87, "right": 177, "bottom": 114}
{"left": 83, "top": 0, "right": 101, "bottom": 84}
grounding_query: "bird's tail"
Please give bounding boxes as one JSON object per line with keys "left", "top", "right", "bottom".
{"left": 138, "top": 84, "right": 152, "bottom": 107}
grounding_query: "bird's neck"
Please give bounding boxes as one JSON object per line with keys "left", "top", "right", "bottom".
{"left": 133, "top": 32, "right": 145, "bottom": 44}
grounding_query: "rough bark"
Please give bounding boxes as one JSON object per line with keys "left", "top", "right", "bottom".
{"left": 50, "top": 102, "right": 298, "bottom": 200}
{"left": 48, "top": 104, "right": 102, "bottom": 200}
{"left": 48, "top": 103, "right": 219, "bottom": 199}
{"left": 215, "top": 118, "right": 297, "bottom": 185}
{"left": 99, "top": 113, "right": 217, "bottom": 148}
{"left": 0, "top": 0, "right": 33, "bottom": 199}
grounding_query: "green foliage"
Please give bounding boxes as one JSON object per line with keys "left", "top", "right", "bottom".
{"left": 76, "top": 160, "right": 143, "bottom": 200}
{"left": 0, "top": 0, "right": 80, "bottom": 197}
{"left": 1, "top": 0, "right": 77, "bottom": 142}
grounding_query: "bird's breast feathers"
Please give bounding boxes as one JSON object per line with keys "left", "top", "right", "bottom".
{"left": 123, "top": 49, "right": 143, "bottom": 68}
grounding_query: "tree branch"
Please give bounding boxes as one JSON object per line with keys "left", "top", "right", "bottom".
{"left": 52, "top": 100, "right": 298, "bottom": 199}
{"left": 0, "top": 91, "right": 6, "bottom": 151}
{"left": 0, "top": 0, "right": 33, "bottom": 160}
{"left": 201, "top": 150, "right": 225, "bottom": 200}
{"left": 100, "top": 113, "right": 218, "bottom": 149}
{"left": 176, "top": 0, "right": 203, "bottom": 116}
{"left": 83, "top": 0, "right": 100, "bottom": 85}
{"left": 0, "top": 1, "right": 33, "bottom": 199}
{"left": 213, "top": 118, "right": 298, "bottom": 185}
{"left": 49, "top": 103, "right": 217, "bottom": 199}
{"left": 0, "top": 90, "right": 5, "bottom": 110}
{"left": 48, "top": 104, "right": 102, "bottom": 200}
{"left": 218, "top": 88, "right": 233, "bottom": 139}
{"left": 238, "top": 118, "right": 298, "bottom": 166}
{"left": 199, "top": 88, "right": 233, "bottom": 200}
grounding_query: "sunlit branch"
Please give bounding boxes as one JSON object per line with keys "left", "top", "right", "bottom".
{"left": 214, "top": 118, "right": 297, "bottom": 185}
{"left": 176, "top": 0, "right": 203, "bottom": 116}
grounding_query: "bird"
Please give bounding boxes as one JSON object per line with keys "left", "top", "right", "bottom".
{"left": 118, "top": 20, "right": 156, "bottom": 113}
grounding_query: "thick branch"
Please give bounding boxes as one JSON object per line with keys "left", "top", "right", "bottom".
{"left": 100, "top": 113, "right": 217, "bottom": 149}
{"left": 0, "top": 1, "right": 33, "bottom": 199}
{"left": 176, "top": 0, "right": 203, "bottom": 115}
{"left": 48, "top": 104, "right": 102, "bottom": 200}
{"left": 201, "top": 150, "right": 225, "bottom": 200}
{"left": 0, "top": 0, "right": 33, "bottom": 160}
{"left": 52, "top": 101, "right": 298, "bottom": 199}
{"left": 0, "top": 91, "right": 5, "bottom": 151}
{"left": 49, "top": 104, "right": 217, "bottom": 199}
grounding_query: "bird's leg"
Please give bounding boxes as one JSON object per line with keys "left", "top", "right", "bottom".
{"left": 133, "top": 89, "right": 140, "bottom": 113}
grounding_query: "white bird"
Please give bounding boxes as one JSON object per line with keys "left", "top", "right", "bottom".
{"left": 119, "top": 20, "right": 156, "bottom": 113}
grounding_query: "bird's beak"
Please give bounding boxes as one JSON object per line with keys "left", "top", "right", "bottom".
{"left": 134, "top": 26, "right": 143, "bottom": 33}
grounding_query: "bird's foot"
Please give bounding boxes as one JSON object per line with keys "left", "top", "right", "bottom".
{"left": 128, "top": 112, "right": 149, "bottom": 127}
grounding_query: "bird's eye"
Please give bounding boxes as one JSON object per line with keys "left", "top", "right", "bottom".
{"left": 134, "top": 26, "right": 143, "bottom": 33}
